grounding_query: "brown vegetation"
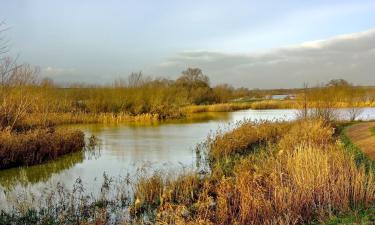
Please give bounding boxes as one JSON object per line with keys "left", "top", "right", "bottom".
{"left": 0, "top": 128, "right": 84, "bottom": 169}
{"left": 130, "top": 120, "right": 375, "bottom": 224}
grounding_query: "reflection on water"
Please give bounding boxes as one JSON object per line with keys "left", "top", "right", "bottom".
{"left": 0, "top": 151, "right": 84, "bottom": 189}
{"left": 1, "top": 108, "right": 375, "bottom": 208}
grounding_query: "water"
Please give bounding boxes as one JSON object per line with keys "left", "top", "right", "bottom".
{"left": 1, "top": 108, "right": 375, "bottom": 208}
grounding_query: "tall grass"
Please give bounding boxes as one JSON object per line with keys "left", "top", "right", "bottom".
{"left": 183, "top": 100, "right": 298, "bottom": 114}
{"left": 0, "top": 128, "right": 84, "bottom": 169}
{"left": 23, "top": 112, "right": 164, "bottom": 127}
{"left": 132, "top": 120, "right": 375, "bottom": 224}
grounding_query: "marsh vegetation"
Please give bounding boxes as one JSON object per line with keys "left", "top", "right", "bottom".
{"left": 1, "top": 119, "right": 374, "bottom": 224}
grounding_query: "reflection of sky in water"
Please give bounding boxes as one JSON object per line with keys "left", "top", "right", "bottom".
{"left": 1, "top": 108, "right": 375, "bottom": 209}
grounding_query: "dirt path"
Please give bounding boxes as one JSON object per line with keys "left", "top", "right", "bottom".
{"left": 346, "top": 122, "right": 375, "bottom": 160}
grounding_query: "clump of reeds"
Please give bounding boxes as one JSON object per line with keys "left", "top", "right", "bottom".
{"left": 250, "top": 99, "right": 298, "bottom": 109}
{"left": 208, "top": 121, "right": 290, "bottom": 162}
{"left": 183, "top": 102, "right": 253, "bottom": 114}
{"left": 0, "top": 128, "right": 85, "bottom": 169}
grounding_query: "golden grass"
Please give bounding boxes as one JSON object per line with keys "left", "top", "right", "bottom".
{"left": 208, "top": 121, "right": 290, "bottom": 162}
{"left": 130, "top": 119, "right": 375, "bottom": 224}
{"left": 250, "top": 99, "right": 298, "bottom": 109}
{"left": 183, "top": 102, "right": 254, "bottom": 113}
{"left": 0, "top": 128, "right": 85, "bottom": 169}
{"left": 223, "top": 144, "right": 374, "bottom": 225}
{"left": 184, "top": 99, "right": 374, "bottom": 115}
{"left": 183, "top": 100, "right": 299, "bottom": 114}
{"left": 23, "top": 112, "right": 161, "bottom": 126}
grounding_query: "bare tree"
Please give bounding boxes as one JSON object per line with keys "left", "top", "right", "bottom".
{"left": 346, "top": 86, "right": 364, "bottom": 121}
{"left": 299, "top": 83, "right": 309, "bottom": 119}
{"left": 0, "top": 64, "right": 39, "bottom": 130}
{"left": 0, "top": 20, "right": 10, "bottom": 56}
{"left": 128, "top": 71, "right": 144, "bottom": 87}
{"left": 0, "top": 56, "right": 18, "bottom": 86}
{"left": 347, "top": 107, "right": 363, "bottom": 121}
{"left": 177, "top": 68, "right": 209, "bottom": 87}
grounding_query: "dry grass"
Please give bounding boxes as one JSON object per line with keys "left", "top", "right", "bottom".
{"left": 183, "top": 100, "right": 299, "bottom": 114}
{"left": 183, "top": 102, "right": 253, "bottom": 113}
{"left": 130, "top": 119, "right": 375, "bottom": 224}
{"left": 250, "top": 100, "right": 298, "bottom": 109}
{"left": 0, "top": 128, "right": 85, "bottom": 169}
{"left": 222, "top": 144, "right": 374, "bottom": 225}
{"left": 208, "top": 121, "right": 290, "bottom": 162}
{"left": 23, "top": 112, "right": 162, "bottom": 127}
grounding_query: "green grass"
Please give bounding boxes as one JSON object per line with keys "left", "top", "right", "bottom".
{"left": 337, "top": 122, "right": 375, "bottom": 170}
{"left": 318, "top": 207, "right": 375, "bottom": 225}
{"left": 370, "top": 127, "right": 375, "bottom": 136}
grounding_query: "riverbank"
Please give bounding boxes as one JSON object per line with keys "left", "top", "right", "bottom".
{"left": 346, "top": 122, "right": 375, "bottom": 160}
{"left": 0, "top": 128, "right": 85, "bottom": 169}
{"left": 21, "top": 100, "right": 375, "bottom": 127}
{"left": 1, "top": 119, "right": 374, "bottom": 224}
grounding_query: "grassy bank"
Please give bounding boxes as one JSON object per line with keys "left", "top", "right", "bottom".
{"left": 130, "top": 120, "right": 374, "bottom": 224}
{"left": 371, "top": 127, "right": 375, "bottom": 136}
{"left": 0, "top": 128, "right": 85, "bottom": 169}
{"left": 1, "top": 119, "right": 374, "bottom": 224}
{"left": 183, "top": 100, "right": 298, "bottom": 113}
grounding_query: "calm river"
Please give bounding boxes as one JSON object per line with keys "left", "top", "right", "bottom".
{"left": 1, "top": 108, "right": 375, "bottom": 209}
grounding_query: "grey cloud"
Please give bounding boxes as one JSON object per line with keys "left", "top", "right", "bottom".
{"left": 151, "top": 29, "right": 375, "bottom": 88}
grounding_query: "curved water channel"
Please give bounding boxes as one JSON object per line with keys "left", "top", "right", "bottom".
{"left": 1, "top": 108, "right": 375, "bottom": 209}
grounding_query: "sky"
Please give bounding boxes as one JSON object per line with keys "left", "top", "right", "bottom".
{"left": 1, "top": 0, "right": 375, "bottom": 88}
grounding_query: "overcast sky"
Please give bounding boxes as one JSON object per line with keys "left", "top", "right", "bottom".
{"left": 1, "top": 0, "right": 375, "bottom": 88}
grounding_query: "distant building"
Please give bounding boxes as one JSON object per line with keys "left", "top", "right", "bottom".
{"left": 270, "top": 94, "right": 296, "bottom": 100}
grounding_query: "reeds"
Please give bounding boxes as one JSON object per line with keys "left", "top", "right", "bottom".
{"left": 0, "top": 128, "right": 85, "bottom": 169}
{"left": 23, "top": 112, "right": 163, "bottom": 127}
{"left": 132, "top": 119, "right": 375, "bottom": 224}
{"left": 208, "top": 121, "right": 290, "bottom": 162}
{"left": 183, "top": 100, "right": 298, "bottom": 114}
{"left": 183, "top": 103, "right": 254, "bottom": 113}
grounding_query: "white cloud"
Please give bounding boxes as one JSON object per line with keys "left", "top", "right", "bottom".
{"left": 42, "top": 66, "right": 77, "bottom": 76}
{"left": 150, "top": 29, "right": 375, "bottom": 88}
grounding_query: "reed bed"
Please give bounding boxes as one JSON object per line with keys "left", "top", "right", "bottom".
{"left": 183, "top": 102, "right": 254, "bottom": 113}
{"left": 184, "top": 99, "right": 374, "bottom": 115}
{"left": 250, "top": 99, "right": 298, "bottom": 109}
{"left": 183, "top": 101, "right": 298, "bottom": 114}
{"left": 131, "top": 120, "right": 375, "bottom": 224}
{"left": 23, "top": 112, "right": 163, "bottom": 127}
{"left": 0, "top": 128, "right": 84, "bottom": 169}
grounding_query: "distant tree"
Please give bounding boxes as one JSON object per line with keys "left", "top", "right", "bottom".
{"left": 176, "top": 68, "right": 214, "bottom": 104}
{"left": 0, "top": 20, "right": 9, "bottom": 56}
{"left": 177, "top": 68, "right": 209, "bottom": 88}
{"left": 326, "top": 79, "right": 350, "bottom": 87}
{"left": 0, "top": 64, "right": 39, "bottom": 130}
{"left": 40, "top": 77, "right": 55, "bottom": 87}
